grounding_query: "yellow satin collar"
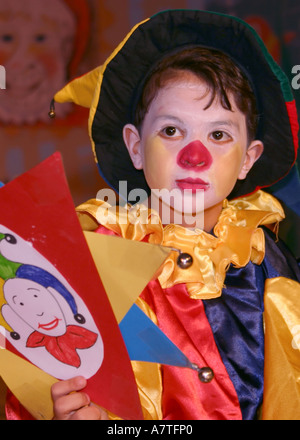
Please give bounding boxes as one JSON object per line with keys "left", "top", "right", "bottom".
{"left": 76, "top": 191, "right": 284, "bottom": 300}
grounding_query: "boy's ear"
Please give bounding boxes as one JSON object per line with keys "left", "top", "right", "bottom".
{"left": 238, "top": 140, "right": 264, "bottom": 180}
{"left": 123, "top": 124, "right": 143, "bottom": 170}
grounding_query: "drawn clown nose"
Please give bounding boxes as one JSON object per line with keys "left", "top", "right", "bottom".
{"left": 177, "top": 141, "right": 213, "bottom": 171}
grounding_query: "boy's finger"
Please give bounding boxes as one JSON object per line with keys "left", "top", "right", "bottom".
{"left": 53, "top": 391, "right": 90, "bottom": 419}
{"left": 51, "top": 376, "right": 87, "bottom": 401}
{"left": 70, "top": 405, "right": 107, "bottom": 421}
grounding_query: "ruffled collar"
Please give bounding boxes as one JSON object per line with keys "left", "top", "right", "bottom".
{"left": 76, "top": 191, "right": 284, "bottom": 300}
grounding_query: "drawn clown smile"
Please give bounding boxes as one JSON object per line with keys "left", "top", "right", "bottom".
{"left": 38, "top": 317, "right": 61, "bottom": 331}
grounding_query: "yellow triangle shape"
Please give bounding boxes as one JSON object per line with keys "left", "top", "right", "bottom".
{"left": 0, "top": 349, "right": 57, "bottom": 420}
{"left": 84, "top": 232, "right": 170, "bottom": 323}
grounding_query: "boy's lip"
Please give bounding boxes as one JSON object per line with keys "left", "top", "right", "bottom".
{"left": 175, "top": 178, "right": 210, "bottom": 192}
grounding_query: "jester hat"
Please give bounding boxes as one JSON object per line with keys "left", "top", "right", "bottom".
{"left": 53, "top": 9, "right": 299, "bottom": 200}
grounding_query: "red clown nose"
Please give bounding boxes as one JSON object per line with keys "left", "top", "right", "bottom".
{"left": 177, "top": 141, "right": 213, "bottom": 171}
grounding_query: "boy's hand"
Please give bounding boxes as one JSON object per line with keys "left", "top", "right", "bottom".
{"left": 51, "top": 376, "right": 108, "bottom": 420}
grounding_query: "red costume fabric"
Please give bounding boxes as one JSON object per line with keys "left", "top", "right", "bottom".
{"left": 141, "top": 280, "right": 242, "bottom": 420}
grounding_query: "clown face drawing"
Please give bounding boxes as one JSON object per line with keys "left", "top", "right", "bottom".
{"left": 5, "top": 278, "right": 70, "bottom": 338}
{"left": 0, "top": 227, "right": 104, "bottom": 380}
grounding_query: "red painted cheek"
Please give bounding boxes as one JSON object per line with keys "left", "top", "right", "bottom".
{"left": 177, "top": 140, "right": 213, "bottom": 171}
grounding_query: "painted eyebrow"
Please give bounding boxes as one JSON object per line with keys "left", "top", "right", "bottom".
{"left": 26, "top": 287, "right": 41, "bottom": 293}
{"left": 154, "top": 115, "right": 184, "bottom": 124}
{"left": 154, "top": 117, "right": 239, "bottom": 128}
{"left": 207, "top": 120, "right": 240, "bottom": 130}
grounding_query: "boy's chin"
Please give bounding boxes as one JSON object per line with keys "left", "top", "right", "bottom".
{"left": 159, "top": 200, "right": 205, "bottom": 228}
{"left": 174, "top": 192, "right": 205, "bottom": 215}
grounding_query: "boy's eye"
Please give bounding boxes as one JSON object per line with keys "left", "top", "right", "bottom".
{"left": 210, "top": 131, "right": 232, "bottom": 142}
{"left": 161, "top": 126, "right": 179, "bottom": 137}
{"left": 212, "top": 131, "right": 224, "bottom": 140}
{"left": 164, "top": 126, "right": 177, "bottom": 136}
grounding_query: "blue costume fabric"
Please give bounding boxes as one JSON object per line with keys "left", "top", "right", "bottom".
{"left": 203, "top": 228, "right": 300, "bottom": 419}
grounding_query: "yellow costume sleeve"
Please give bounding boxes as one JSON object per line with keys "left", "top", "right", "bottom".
{"left": 263, "top": 277, "right": 300, "bottom": 420}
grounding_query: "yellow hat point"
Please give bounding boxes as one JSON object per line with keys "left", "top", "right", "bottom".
{"left": 54, "top": 66, "right": 103, "bottom": 108}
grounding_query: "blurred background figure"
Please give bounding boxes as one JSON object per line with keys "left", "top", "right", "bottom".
{"left": 0, "top": 0, "right": 79, "bottom": 124}
{"left": 0, "top": 0, "right": 104, "bottom": 204}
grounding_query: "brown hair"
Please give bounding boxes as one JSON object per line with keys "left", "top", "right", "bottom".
{"left": 134, "top": 47, "right": 259, "bottom": 142}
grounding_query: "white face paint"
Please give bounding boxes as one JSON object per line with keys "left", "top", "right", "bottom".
{"left": 124, "top": 71, "right": 263, "bottom": 230}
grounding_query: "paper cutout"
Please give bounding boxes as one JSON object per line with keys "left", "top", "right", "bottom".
{"left": 84, "top": 232, "right": 196, "bottom": 368}
{"left": 120, "top": 304, "right": 193, "bottom": 368}
{"left": 84, "top": 232, "right": 202, "bottom": 371}
{"left": 0, "top": 153, "right": 143, "bottom": 420}
{"left": 84, "top": 231, "right": 170, "bottom": 323}
{"left": 0, "top": 228, "right": 103, "bottom": 375}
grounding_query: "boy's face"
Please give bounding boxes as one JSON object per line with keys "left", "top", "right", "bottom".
{"left": 124, "top": 72, "right": 263, "bottom": 223}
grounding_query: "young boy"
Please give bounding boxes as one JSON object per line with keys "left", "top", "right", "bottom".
{"left": 36, "top": 10, "right": 300, "bottom": 420}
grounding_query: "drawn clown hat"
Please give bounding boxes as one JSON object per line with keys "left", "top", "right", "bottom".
{"left": 53, "top": 9, "right": 299, "bottom": 200}
{"left": 0, "top": 232, "right": 86, "bottom": 335}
